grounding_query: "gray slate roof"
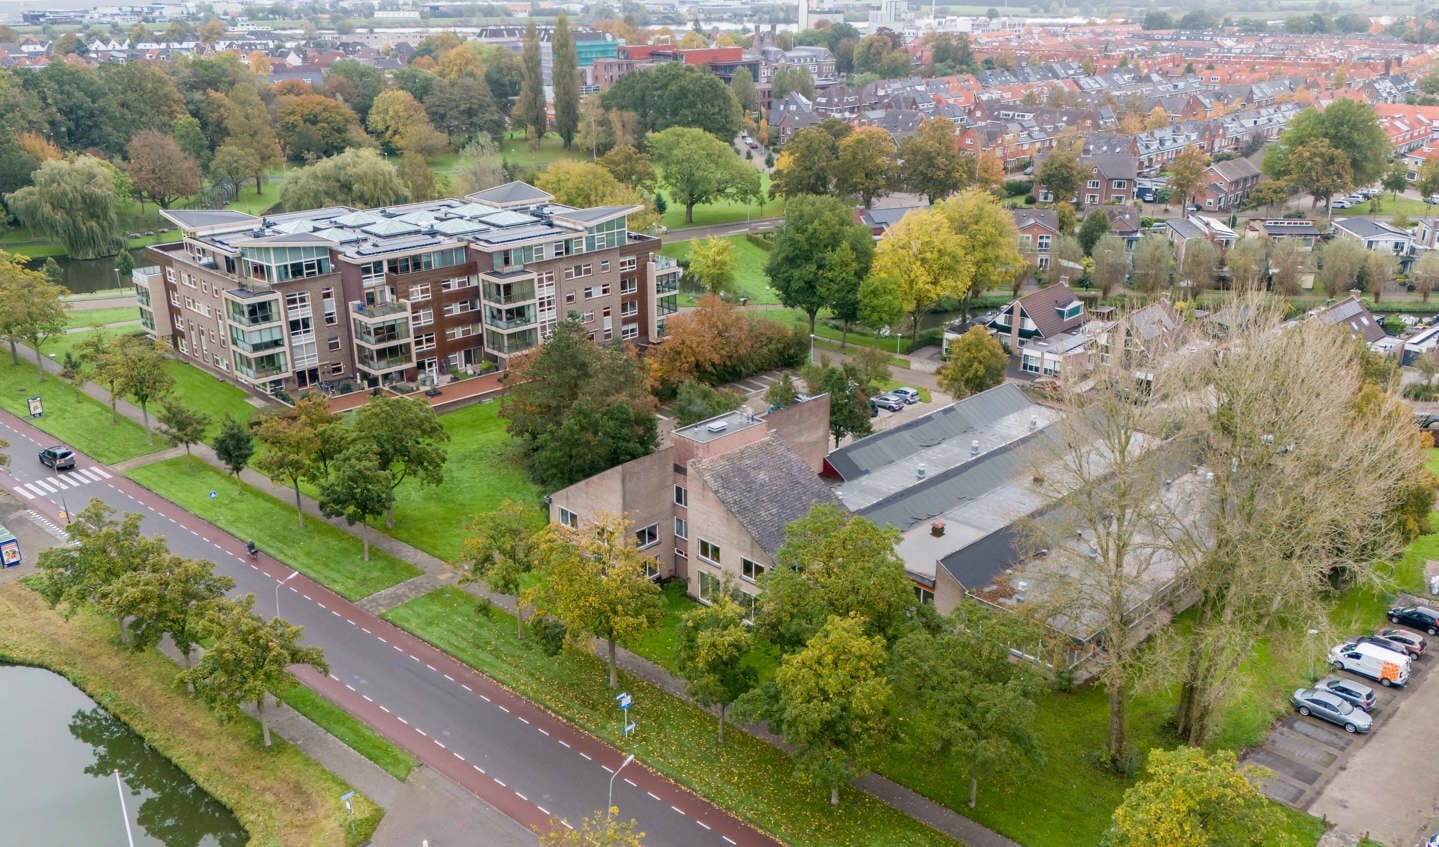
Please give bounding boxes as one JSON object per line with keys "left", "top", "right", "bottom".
{"left": 692, "top": 436, "right": 839, "bottom": 556}
{"left": 160, "top": 209, "right": 258, "bottom": 229}
{"left": 827, "top": 383, "right": 1035, "bottom": 481}
{"left": 1318, "top": 296, "right": 1387, "bottom": 344}
{"left": 465, "top": 181, "right": 554, "bottom": 208}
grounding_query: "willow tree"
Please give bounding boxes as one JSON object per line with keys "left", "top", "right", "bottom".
{"left": 5, "top": 155, "right": 124, "bottom": 259}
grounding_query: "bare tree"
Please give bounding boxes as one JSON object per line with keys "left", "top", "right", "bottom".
{"left": 1165, "top": 298, "right": 1430, "bottom": 745}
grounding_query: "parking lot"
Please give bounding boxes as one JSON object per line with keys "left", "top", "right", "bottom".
{"left": 1245, "top": 597, "right": 1439, "bottom": 847}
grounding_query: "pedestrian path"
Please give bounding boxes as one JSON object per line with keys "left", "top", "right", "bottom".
{"left": 10, "top": 465, "right": 112, "bottom": 501}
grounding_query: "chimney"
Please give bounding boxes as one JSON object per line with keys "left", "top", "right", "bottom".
{"left": 930, "top": 520, "right": 945, "bottom": 537}
{"left": 1009, "top": 300, "right": 1021, "bottom": 354}
{"left": 916, "top": 463, "right": 927, "bottom": 479}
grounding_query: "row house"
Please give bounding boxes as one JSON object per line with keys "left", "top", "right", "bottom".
{"left": 136, "top": 182, "right": 679, "bottom": 396}
{"left": 1198, "top": 157, "right": 1262, "bottom": 212}
{"left": 1166, "top": 214, "right": 1238, "bottom": 258}
{"left": 1034, "top": 154, "right": 1137, "bottom": 206}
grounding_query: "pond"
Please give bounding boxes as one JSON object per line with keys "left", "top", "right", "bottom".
{"left": 0, "top": 665, "right": 247, "bottom": 846}
{"left": 23, "top": 256, "right": 132, "bottom": 295}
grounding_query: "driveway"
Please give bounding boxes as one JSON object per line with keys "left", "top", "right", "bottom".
{"left": 1245, "top": 614, "right": 1439, "bottom": 847}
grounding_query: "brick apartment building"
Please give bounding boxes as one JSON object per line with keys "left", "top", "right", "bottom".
{"left": 134, "top": 182, "right": 681, "bottom": 395}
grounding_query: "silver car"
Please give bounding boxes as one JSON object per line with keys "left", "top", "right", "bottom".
{"left": 1291, "top": 687, "right": 1373, "bottom": 733}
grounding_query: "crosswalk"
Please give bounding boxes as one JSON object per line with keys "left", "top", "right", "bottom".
{"left": 12, "top": 466, "right": 111, "bottom": 500}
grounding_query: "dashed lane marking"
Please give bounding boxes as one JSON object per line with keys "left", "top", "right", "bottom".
{"left": 647, "top": 792, "right": 660, "bottom": 801}
{"left": 558, "top": 740, "right": 570, "bottom": 748}
{"left": 515, "top": 791, "right": 528, "bottom": 802}
{"left": 723, "top": 837, "right": 737, "bottom": 845}
{"left": 697, "top": 821, "right": 712, "bottom": 830}
{"left": 494, "top": 778, "right": 507, "bottom": 788}
{"left": 426, "top": 663, "right": 437, "bottom": 672}
{"left": 11, "top": 485, "right": 32, "bottom": 500}
{"left": 624, "top": 779, "right": 636, "bottom": 787}
{"left": 442, "top": 673, "right": 454, "bottom": 682}
{"left": 579, "top": 752, "right": 591, "bottom": 761}
{"left": 517, "top": 717, "right": 529, "bottom": 725}
{"left": 497, "top": 705, "right": 509, "bottom": 713}
{"left": 671, "top": 805, "right": 685, "bottom": 816}
{"left": 461, "top": 684, "right": 472, "bottom": 692}
{"left": 537, "top": 805, "right": 550, "bottom": 816}
{"left": 537, "top": 728, "right": 549, "bottom": 736}
{"left": 452, "top": 752, "right": 465, "bottom": 762}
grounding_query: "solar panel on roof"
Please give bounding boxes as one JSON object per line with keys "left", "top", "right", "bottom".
{"left": 478, "top": 210, "right": 535, "bottom": 227}
{"left": 313, "top": 227, "right": 363, "bottom": 243}
{"left": 363, "top": 219, "right": 421, "bottom": 237}
{"left": 334, "top": 211, "right": 381, "bottom": 227}
{"left": 271, "top": 219, "right": 316, "bottom": 234}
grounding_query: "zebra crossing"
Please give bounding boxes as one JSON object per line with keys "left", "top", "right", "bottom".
{"left": 11, "top": 466, "right": 111, "bottom": 500}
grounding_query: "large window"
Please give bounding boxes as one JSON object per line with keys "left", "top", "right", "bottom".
{"left": 741, "top": 558, "right": 765, "bottom": 583}
{"left": 635, "top": 523, "right": 658, "bottom": 548}
{"left": 673, "top": 517, "right": 687, "bottom": 539}
{"left": 674, "top": 486, "right": 687, "bottom": 507}
{"left": 699, "top": 571, "right": 722, "bottom": 602}
{"left": 698, "top": 539, "right": 720, "bottom": 564}
{"left": 557, "top": 507, "right": 578, "bottom": 529}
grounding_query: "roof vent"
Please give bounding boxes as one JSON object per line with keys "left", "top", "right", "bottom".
{"left": 706, "top": 420, "right": 729, "bottom": 433}
{"left": 970, "top": 439, "right": 980, "bottom": 455}
{"left": 916, "top": 463, "right": 926, "bottom": 479}
{"left": 1030, "top": 416, "right": 1038, "bottom": 430}
{"left": 930, "top": 520, "right": 945, "bottom": 537}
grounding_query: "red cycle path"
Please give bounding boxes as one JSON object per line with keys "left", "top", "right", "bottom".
{"left": 0, "top": 410, "right": 781, "bottom": 847}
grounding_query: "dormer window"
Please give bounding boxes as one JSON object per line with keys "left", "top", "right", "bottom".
{"left": 1057, "top": 301, "right": 1082, "bottom": 321}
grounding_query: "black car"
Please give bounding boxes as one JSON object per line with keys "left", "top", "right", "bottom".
{"left": 1315, "top": 676, "right": 1377, "bottom": 712}
{"left": 1387, "top": 605, "right": 1439, "bottom": 635}
{"left": 38, "top": 445, "right": 75, "bottom": 471}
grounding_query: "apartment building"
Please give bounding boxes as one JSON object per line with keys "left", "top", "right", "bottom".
{"left": 135, "top": 182, "right": 681, "bottom": 395}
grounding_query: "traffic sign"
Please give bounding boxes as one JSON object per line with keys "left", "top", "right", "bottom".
{"left": 615, "top": 692, "right": 632, "bottom": 710}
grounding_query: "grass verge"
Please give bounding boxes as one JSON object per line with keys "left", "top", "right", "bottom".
{"left": 126, "top": 456, "right": 421, "bottom": 600}
{"left": 660, "top": 171, "right": 782, "bottom": 230}
{"left": 164, "top": 358, "right": 263, "bottom": 438}
{"left": 279, "top": 681, "right": 417, "bottom": 781}
{"left": 0, "top": 581, "right": 381, "bottom": 846}
{"left": 0, "top": 351, "right": 157, "bottom": 464}
{"left": 384, "top": 586, "right": 955, "bottom": 847}
{"left": 64, "top": 306, "right": 140, "bottom": 330}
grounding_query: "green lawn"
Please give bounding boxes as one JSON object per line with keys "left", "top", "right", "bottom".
{"left": 495, "top": 131, "right": 589, "bottom": 171}
{"left": 228, "top": 174, "right": 286, "bottom": 216}
{"left": 0, "top": 352, "right": 157, "bottom": 464}
{"left": 370, "top": 401, "right": 542, "bottom": 563}
{"left": 64, "top": 306, "right": 139, "bottom": 330}
{"left": 65, "top": 286, "right": 132, "bottom": 301}
{"left": 385, "top": 587, "right": 955, "bottom": 847}
{"left": 660, "top": 171, "right": 784, "bottom": 230}
{"left": 659, "top": 234, "right": 781, "bottom": 306}
{"left": 623, "top": 580, "right": 692, "bottom": 672}
{"left": 126, "top": 455, "right": 421, "bottom": 600}
{"left": 1332, "top": 195, "right": 1432, "bottom": 220}
{"left": 164, "top": 358, "right": 261, "bottom": 438}
{"left": 279, "top": 681, "right": 417, "bottom": 781}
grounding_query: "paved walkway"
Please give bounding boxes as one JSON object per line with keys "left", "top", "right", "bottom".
{"left": 26, "top": 340, "right": 1025, "bottom": 847}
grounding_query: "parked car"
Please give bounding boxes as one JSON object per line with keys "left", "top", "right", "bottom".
{"left": 1375, "top": 627, "right": 1426, "bottom": 657}
{"left": 1314, "top": 676, "right": 1377, "bottom": 712}
{"left": 1328, "top": 641, "right": 1411, "bottom": 687}
{"left": 1387, "top": 605, "right": 1439, "bottom": 635}
{"left": 1291, "top": 688, "right": 1373, "bottom": 733}
{"left": 1357, "top": 633, "right": 1422, "bottom": 660}
{"left": 891, "top": 387, "right": 921, "bottom": 404}
{"left": 873, "top": 394, "right": 905, "bottom": 412}
{"left": 38, "top": 445, "right": 75, "bottom": 471}
{"left": 1331, "top": 199, "right": 1352, "bottom": 209}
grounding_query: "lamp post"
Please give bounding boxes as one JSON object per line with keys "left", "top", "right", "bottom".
{"left": 274, "top": 570, "right": 298, "bottom": 619}
{"left": 607, "top": 753, "right": 635, "bottom": 817}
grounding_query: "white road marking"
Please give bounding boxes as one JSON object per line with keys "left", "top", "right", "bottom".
{"left": 647, "top": 792, "right": 660, "bottom": 801}
{"left": 426, "top": 663, "right": 437, "bottom": 672}
{"left": 442, "top": 673, "right": 454, "bottom": 682}
{"left": 497, "top": 705, "right": 509, "bottom": 713}
{"left": 579, "top": 752, "right": 591, "bottom": 761}
{"left": 379, "top": 705, "right": 391, "bottom": 713}
{"left": 397, "top": 716, "right": 409, "bottom": 725}
{"left": 71, "top": 468, "right": 98, "bottom": 483}
{"left": 11, "top": 486, "right": 32, "bottom": 500}
{"left": 558, "top": 740, "right": 570, "bottom": 748}
{"left": 473, "top": 765, "right": 486, "bottom": 774}
{"left": 31, "top": 479, "right": 56, "bottom": 494}
{"left": 461, "top": 684, "right": 472, "bottom": 692}
{"left": 88, "top": 466, "right": 111, "bottom": 479}
{"left": 697, "top": 821, "right": 711, "bottom": 830}
{"left": 537, "top": 805, "right": 550, "bottom": 816}
{"left": 453, "top": 752, "right": 465, "bottom": 762}
{"left": 723, "top": 837, "right": 737, "bottom": 845}
{"left": 671, "top": 805, "right": 685, "bottom": 816}
{"left": 493, "top": 778, "right": 506, "bottom": 788}
{"left": 514, "top": 791, "right": 527, "bottom": 801}
{"left": 537, "top": 728, "right": 549, "bottom": 736}
{"left": 517, "top": 717, "right": 529, "bottom": 725}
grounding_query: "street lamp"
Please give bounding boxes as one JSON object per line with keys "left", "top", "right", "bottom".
{"left": 607, "top": 753, "right": 635, "bottom": 817}
{"left": 274, "top": 570, "right": 298, "bottom": 619}
{"left": 1307, "top": 628, "right": 1321, "bottom": 682}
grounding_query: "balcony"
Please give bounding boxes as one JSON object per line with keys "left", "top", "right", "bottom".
{"left": 356, "top": 343, "right": 414, "bottom": 375}
{"left": 484, "top": 304, "right": 537, "bottom": 332}
{"left": 233, "top": 349, "right": 288, "bottom": 381}
{"left": 655, "top": 254, "right": 678, "bottom": 270}
{"left": 353, "top": 300, "right": 408, "bottom": 320}
{"left": 482, "top": 277, "right": 537, "bottom": 306}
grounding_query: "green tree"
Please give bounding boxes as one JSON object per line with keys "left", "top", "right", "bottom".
{"left": 324, "top": 59, "right": 385, "bottom": 123}
{"left": 8, "top": 272, "right": 68, "bottom": 380}
{"left": 540, "top": 811, "right": 647, "bottom": 847}
{"left": 897, "top": 117, "right": 968, "bottom": 203}
{"left": 684, "top": 236, "right": 738, "bottom": 296}
{"left": 760, "top": 503, "right": 916, "bottom": 649}
{"left": 115, "top": 336, "right": 174, "bottom": 443}
{"left": 424, "top": 73, "right": 505, "bottom": 146}
{"left": 603, "top": 61, "right": 741, "bottom": 140}
{"left": 156, "top": 399, "right": 211, "bottom": 456}
{"left": 172, "top": 113, "right": 209, "bottom": 167}
{"left": 255, "top": 412, "right": 320, "bottom": 528}
{"left": 182, "top": 595, "right": 328, "bottom": 747}
{"left": 212, "top": 413, "right": 254, "bottom": 477}
{"left": 1078, "top": 210, "right": 1110, "bottom": 256}
{"left": 1288, "top": 138, "right": 1353, "bottom": 209}
{"left": 5, "top": 155, "right": 124, "bottom": 259}
{"left": 598, "top": 145, "right": 657, "bottom": 194}
{"left": 350, "top": 396, "right": 450, "bottom": 528}
{"left": 552, "top": 13, "right": 580, "bottom": 148}
{"left": 114, "top": 248, "right": 134, "bottom": 280}
{"left": 743, "top": 614, "right": 893, "bottom": 806}
{"left": 1413, "top": 249, "right": 1439, "bottom": 303}
{"left": 771, "top": 65, "right": 816, "bottom": 100}
{"left": 1318, "top": 236, "right": 1367, "bottom": 296}
{"left": 104, "top": 552, "right": 233, "bottom": 663}
{"left": 890, "top": 604, "right": 1044, "bottom": 808}
{"left": 1036, "top": 148, "right": 1082, "bottom": 205}
{"left": 1383, "top": 161, "right": 1409, "bottom": 201}
{"left": 1179, "top": 237, "right": 1221, "bottom": 291}
{"left": 126, "top": 130, "right": 200, "bottom": 209}
{"left": 835, "top": 126, "right": 896, "bottom": 208}
{"left": 938, "top": 326, "right": 1007, "bottom": 398}
{"left": 1263, "top": 99, "right": 1389, "bottom": 189}
{"left": 273, "top": 93, "right": 363, "bottom": 161}
{"left": 766, "top": 196, "right": 875, "bottom": 335}
{"left": 318, "top": 445, "right": 394, "bottom": 561}
{"left": 1090, "top": 233, "right": 1130, "bottom": 296}
{"left": 1104, "top": 748, "right": 1296, "bottom": 847}
{"left": 771, "top": 126, "right": 840, "bottom": 198}
{"left": 869, "top": 207, "right": 972, "bottom": 340}
{"left": 535, "top": 161, "right": 656, "bottom": 232}
{"left": 33, "top": 500, "right": 168, "bottom": 643}
{"left": 366, "top": 89, "right": 448, "bottom": 157}
{"left": 671, "top": 380, "right": 742, "bottom": 426}
{"left": 1130, "top": 234, "right": 1174, "bottom": 295}
{"left": 516, "top": 20, "right": 547, "bottom": 147}
{"left": 730, "top": 66, "right": 757, "bottom": 114}
{"left": 765, "top": 372, "right": 800, "bottom": 409}
{"left": 216, "top": 82, "right": 282, "bottom": 193}
{"left": 281, "top": 148, "right": 410, "bottom": 211}
{"left": 648, "top": 126, "right": 759, "bottom": 225}
{"left": 526, "top": 514, "right": 664, "bottom": 689}
{"left": 1245, "top": 179, "right": 1293, "bottom": 214}
{"left": 813, "top": 364, "right": 873, "bottom": 447}
{"left": 458, "top": 499, "right": 538, "bottom": 638}
{"left": 676, "top": 593, "right": 756, "bottom": 742}
{"left": 0, "top": 254, "right": 47, "bottom": 365}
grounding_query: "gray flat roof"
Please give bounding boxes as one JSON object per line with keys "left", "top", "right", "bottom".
{"left": 674, "top": 409, "right": 763, "bottom": 445}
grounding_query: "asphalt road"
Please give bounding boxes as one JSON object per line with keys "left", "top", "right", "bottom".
{"left": 0, "top": 412, "right": 778, "bottom": 847}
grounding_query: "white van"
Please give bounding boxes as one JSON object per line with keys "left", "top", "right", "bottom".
{"left": 1328, "top": 641, "right": 1411, "bottom": 687}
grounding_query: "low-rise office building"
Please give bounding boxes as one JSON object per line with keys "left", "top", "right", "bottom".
{"left": 135, "top": 182, "right": 680, "bottom": 395}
